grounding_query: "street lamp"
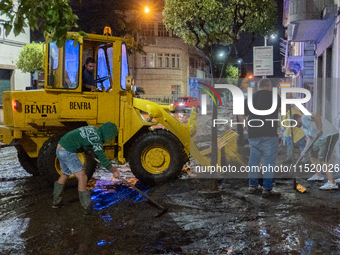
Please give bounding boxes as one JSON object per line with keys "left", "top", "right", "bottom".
{"left": 262, "top": 33, "right": 276, "bottom": 78}
{"left": 237, "top": 59, "right": 242, "bottom": 76}
{"left": 264, "top": 33, "right": 277, "bottom": 46}
{"left": 144, "top": 6, "right": 150, "bottom": 13}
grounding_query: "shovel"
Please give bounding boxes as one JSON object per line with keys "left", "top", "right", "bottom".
{"left": 93, "top": 157, "right": 168, "bottom": 217}
{"left": 293, "top": 136, "right": 319, "bottom": 193}
{"left": 120, "top": 178, "right": 168, "bottom": 217}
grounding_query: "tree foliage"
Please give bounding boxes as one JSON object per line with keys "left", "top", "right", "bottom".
{"left": 15, "top": 42, "right": 45, "bottom": 73}
{"left": 163, "top": 0, "right": 277, "bottom": 76}
{"left": 163, "top": 0, "right": 276, "bottom": 48}
{"left": 225, "top": 64, "right": 240, "bottom": 86}
{"left": 0, "top": 0, "right": 78, "bottom": 47}
{"left": 226, "top": 64, "right": 240, "bottom": 79}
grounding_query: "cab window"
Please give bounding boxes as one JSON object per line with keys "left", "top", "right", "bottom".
{"left": 107, "top": 47, "right": 113, "bottom": 82}
{"left": 97, "top": 47, "right": 113, "bottom": 91}
{"left": 50, "top": 42, "right": 59, "bottom": 69}
{"left": 47, "top": 40, "right": 80, "bottom": 89}
{"left": 64, "top": 40, "right": 80, "bottom": 89}
{"left": 121, "top": 43, "right": 129, "bottom": 90}
{"left": 82, "top": 41, "right": 113, "bottom": 91}
{"left": 47, "top": 42, "right": 59, "bottom": 87}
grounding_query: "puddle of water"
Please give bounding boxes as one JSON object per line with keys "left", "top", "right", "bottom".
{"left": 260, "top": 229, "right": 268, "bottom": 236}
{"left": 3, "top": 128, "right": 340, "bottom": 254}
{"left": 91, "top": 177, "right": 149, "bottom": 210}
{"left": 300, "top": 240, "right": 315, "bottom": 255}
{"left": 89, "top": 161, "right": 150, "bottom": 210}
{"left": 97, "top": 239, "right": 114, "bottom": 246}
{"left": 100, "top": 212, "right": 113, "bottom": 223}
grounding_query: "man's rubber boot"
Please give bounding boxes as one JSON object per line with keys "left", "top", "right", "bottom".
{"left": 52, "top": 182, "right": 64, "bottom": 208}
{"left": 78, "top": 190, "right": 93, "bottom": 216}
{"left": 283, "top": 146, "right": 293, "bottom": 164}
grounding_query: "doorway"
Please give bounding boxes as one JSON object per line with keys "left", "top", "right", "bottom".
{"left": 0, "top": 69, "right": 13, "bottom": 105}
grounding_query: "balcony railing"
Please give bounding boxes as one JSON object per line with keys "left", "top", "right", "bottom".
{"left": 138, "top": 95, "right": 176, "bottom": 103}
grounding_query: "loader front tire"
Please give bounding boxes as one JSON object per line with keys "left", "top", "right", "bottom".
{"left": 128, "top": 129, "right": 187, "bottom": 185}
{"left": 15, "top": 145, "right": 40, "bottom": 176}
{"left": 37, "top": 132, "right": 97, "bottom": 186}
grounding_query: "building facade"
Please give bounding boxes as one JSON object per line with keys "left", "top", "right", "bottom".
{"left": 0, "top": 13, "right": 30, "bottom": 122}
{"left": 282, "top": 0, "right": 340, "bottom": 162}
{"left": 128, "top": 12, "right": 208, "bottom": 102}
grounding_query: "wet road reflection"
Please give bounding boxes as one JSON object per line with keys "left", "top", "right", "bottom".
{"left": 92, "top": 179, "right": 149, "bottom": 210}
{"left": 1, "top": 108, "right": 340, "bottom": 254}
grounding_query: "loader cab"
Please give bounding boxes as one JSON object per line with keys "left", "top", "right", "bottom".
{"left": 45, "top": 33, "right": 130, "bottom": 93}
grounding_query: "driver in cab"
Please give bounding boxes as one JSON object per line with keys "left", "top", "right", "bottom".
{"left": 82, "top": 57, "right": 97, "bottom": 91}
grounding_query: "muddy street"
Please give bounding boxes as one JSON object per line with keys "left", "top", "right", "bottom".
{"left": 1, "top": 140, "right": 340, "bottom": 254}
{"left": 1, "top": 108, "right": 340, "bottom": 254}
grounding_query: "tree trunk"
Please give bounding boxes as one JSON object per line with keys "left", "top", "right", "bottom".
{"left": 210, "top": 58, "right": 219, "bottom": 191}
{"left": 237, "top": 115, "right": 245, "bottom": 155}
{"left": 31, "top": 72, "right": 38, "bottom": 89}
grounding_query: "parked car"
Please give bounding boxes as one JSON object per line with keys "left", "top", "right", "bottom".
{"left": 171, "top": 96, "right": 200, "bottom": 113}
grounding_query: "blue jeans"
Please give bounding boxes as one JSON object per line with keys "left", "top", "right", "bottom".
{"left": 283, "top": 136, "right": 306, "bottom": 151}
{"left": 248, "top": 136, "right": 279, "bottom": 191}
{"left": 56, "top": 148, "right": 83, "bottom": 175}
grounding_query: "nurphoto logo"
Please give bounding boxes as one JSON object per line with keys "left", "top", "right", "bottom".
{"left": 200, "top": 85, "right": 312, "bottom": 129}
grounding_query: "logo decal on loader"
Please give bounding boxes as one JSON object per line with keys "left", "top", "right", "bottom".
{"left": 25, "top": 104, "right": 57, "bottom": 114}
{"left": 70, "top": 102, "right": 92, "bottom": 110}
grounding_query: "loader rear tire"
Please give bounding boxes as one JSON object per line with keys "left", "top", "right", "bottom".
{"left": 15, "top": 145, "right": 40, "bottom": 176}
{"left": 128, "top": 129, "right": 187, "bottom": 185}
{"left": 37, "top": 132, "right": 97, "bottom": 186}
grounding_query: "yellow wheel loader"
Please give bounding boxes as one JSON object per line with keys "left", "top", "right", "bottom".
{"left": 0, "top": 32, "right": 243, "bottom": 185}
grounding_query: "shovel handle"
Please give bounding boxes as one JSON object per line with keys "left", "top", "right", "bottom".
{"left": 120, "top": 178, "right": 166, "bottom": 211}
{"left": 293, "top": 135, "right": 319, "bottom": 190}
{"left": 294, "top": 136, "right": 320, "bottom": 167}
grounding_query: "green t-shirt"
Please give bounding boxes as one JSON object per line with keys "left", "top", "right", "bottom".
{"left": 59, "top": 126, "right": 112, "bottom": 170}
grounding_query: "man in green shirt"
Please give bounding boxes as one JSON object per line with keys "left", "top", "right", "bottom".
{"left": 52, "top": 122, "right": 120, "bottom": 215}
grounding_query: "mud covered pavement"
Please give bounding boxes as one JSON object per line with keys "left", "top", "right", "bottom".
{"left": 2, "top": 109, "right": 340, "bottom": 254}
{"left": 1, "top": 144, "right": 340, "bottom": 254}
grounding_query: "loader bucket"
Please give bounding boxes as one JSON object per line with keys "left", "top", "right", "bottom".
{"left": 189, "top": 108, "right": 246, "bottom": 168}
{"left": 218, "top": 130, "right": 246, "bottom": 167}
